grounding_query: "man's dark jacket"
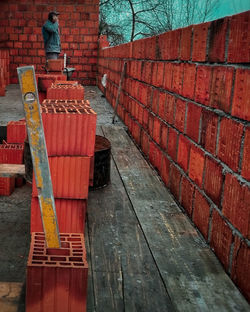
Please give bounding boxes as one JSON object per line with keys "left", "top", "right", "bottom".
{"left": 42, "top": 20, "right": 61, "bottom": 53}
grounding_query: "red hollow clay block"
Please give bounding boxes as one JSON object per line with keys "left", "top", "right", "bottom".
{"left": 188, "top": 145, "right": 205, "bottom": 187}
{"left": 177, "top": 135, "right": 191, "bottom": 173}
{"left": 192, "top": 190, "right": 210, "bottom": 240}
{"left": 41, "top": 100, "right": 97, "bottom": 157}
{"left": 0, "top": 143, "right": 24, "bottom": 164}
{"left": 210, "top": 210, "right": 233, "bottom": 270}
{"left": 192, "top": 22, "right": 210, "bottom": 62}
{"left": 208, "top": 17, "right": 228, "bottom": 62}
{"left": 231, "top": 68, "right": 250, "bottom": 121}
{"left": 165, "top": 94, "right": 175, "bottom": 125}
{"left": 180, "top": 176, "right": 195, "bottom": 217}
{"left": 227, "top": 11, "right": 250, "bottom": 63}
{"left": 36, "top": 74, "right": 65, "bottom": 92}
{"left": 0, "top": 177, "right": 15, "bottom": 196}
{"left": 47, "top": 59, "right": 64, "bottom": 72}
{"left": 241, "top": 127, "right": 250, "bottom": 180}
{"left": 182, "top": 63, "right": 196, "bottom": 100}
{"left": 167, "top": 127, "right": 178, "bottom": 161}
{"left": 149, "top": 140, "right": 162, "bottom": 173}
{"left": 7, "top": 120, "right": 27, "bottom": 144}
{"left": 218, "top": 118, "right": 243, "bottom": 172}
{"left": 160, "top": 155, "right": 171, "bottom": 187}
{"left": 30, "top": 198, "right": 87, "bottom": 233}
{"left": 26, "top": 232, "right": 88, "bottom": 312}
{"left": 174, "top": 98, "right": 186, "bottom": 133}
{"left": 186, "top": 102, "right": 202, "bottom": 143}
{"left": 153, "top": 117, "right": 161, "bottom": 145}
{"left": 32, "top": 156, "right": 91, "bottom": 199}
{"left": 160, "top": 123, "right": 168, "bottom": 151}
{"left": 47, "top": 83, "right": 84, "bottom": 100}
{"left": 204, "top": 157, "right": 223, "bottom": 206}
{"left": 222, "top": 174, "right": 250, "bottom": 238}
{"left": 179, "top": 25, "right": 192, "bottom": 61}
{"left": 209, "top": 66, "right": 234, "bottom": 113}
{"left": 231, "top": 237, "right": 250, "bottom": 302}
{"left": 200, "top": 109, "right": 219, "bottom": 156}
{"left": 170, "top": 164, "right": 182, "bottom": 200}
{"left": 195, "top": 66, "right": 212, "bottom": 106}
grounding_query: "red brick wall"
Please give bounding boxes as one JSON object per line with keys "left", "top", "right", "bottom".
{"left": 97, "top": 11, "right": 250, "bottom": 301}
{"left": 0, "top": 0, "right": 99, "bottom": 85}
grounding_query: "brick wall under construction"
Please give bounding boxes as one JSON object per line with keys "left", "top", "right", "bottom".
{"left": 97, "top": 11, "right": 250, "bottom": 301}
{"left": 0, "top": 0, "right": 99, "bottom": 85}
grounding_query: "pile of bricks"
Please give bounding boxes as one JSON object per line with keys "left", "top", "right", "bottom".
{"left": 27, "top": 89, "right": 96, "bottom": 310}
{"left": 0, "top": 119, "right": 26, "bottom": 196}
{"left": 0, "top": 49, "right": 10, "bottom": 96}
{"left": 47, "top": 81, "right": 84, "bottom": 100}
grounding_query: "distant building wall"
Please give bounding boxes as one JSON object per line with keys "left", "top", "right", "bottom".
{"left": 97, "top": 11, "right": 250, "bottom": 301}
{"left": 0, "top": 0, "right": 99, "bottom": 85}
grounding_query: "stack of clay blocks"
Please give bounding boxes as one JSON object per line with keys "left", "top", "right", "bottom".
{"left": 47, "top": 59, "right": 64, "bottom": 74}
{"left": 27, "top": 99, "right": 96, "bottom": 312}
{"left": 36, "top": 73, "right": 65, "bottom": 103}
{"left": 47, "top": 81, "right": 84, "bottom": 100}
{"left": 0, "top": 49, "right": 10, "bottom": 96}
{"left": 0, "top": 119, "right": 27, "bottom": 196}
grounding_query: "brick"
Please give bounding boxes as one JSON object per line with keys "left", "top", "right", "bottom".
{"left": 222, "top": 174, "right": 250, "bottom": 238}
{"left": 182, "top": 63, "right": 196, "bottom": 99}
{"left": 186, "top": 102, "right": 202, "bottom": 143}
{"left": 158, "top": 92, "right": 166, "bottom": 120}
{"left": 177, "top": 135, "right": 191, "bottom": 172}
{"left": 140, "top": 129, "right": 149, "bottom": 157}
{"left": 148, "top": 112, "right": 154, "bottom": 137}
{"left": 174, "top": 98, "right": 186, "bottom": 133}
{"left": 170, "top": 164, "right": 182, "bottom": 200}
{"left": 26, "top": 233, "right": 88, "bottom": 312}
{"left": 0, "top": 177, "right": 15, "bottom": 196}
{"left": 41, "top": 100, "right": 96, "bottom": 156}
{"left": 209, "top": 66, "right": 234, "bottom": 113}
{"left": 210, "top": 210, "right": 233, "bottom": 270}
{"left": 161, "top": 155, "right": 171, "bottom": 187}
{"left": 153, "top": 117, "right": 161, "bottom": 144}
{"left": 141, "top": 61, "right": 152, "bottom": 84}
{"left": 180, "top": 176, "right": 194, "bottom": 216}
{"left": 32, "top": 156, "right": 91, "bottom": 199}
{"left": 160, "top": 123, "right": 168, "bottom": 151}
{"left": 142, "top": 108, "right": 149, "bottom": 129}
{"left": 218, "top": 118, "right": 243, "bottom": 172}
{"left": 200, "top": 109, "right": 218, "bottom": 155}
{"left": 7, "top": 120, "right": 27, "bottom": 143}
{"left": 0, "top": 143, "right": 24, "bottom": 164}
{"left": 231, "top": 237, "right": 250, "bottom": 302}
{"left": 172, "top": 63, "right": 183, "bottom": 94}
{"left": 158, "top": 29, "right": 180, "bottom": 60}
{"left": 36, "top": 74, "right": 65, "bottom": 92}
{"left": 193, "top": 190, "right": 210, "bottom": 240}
{"left": 165, "top": 94, "right": 175, "bottom": 125}
{"left": 228, "top": 12, "right": 250, "bottom": 63}
{"left": 167, "top": 128, "right": 178, "bottom": 161}
{"left": 163, "top": 63, "right": 173, "bottom": 91}
{"left": 188, "top": 145, "right": 205, "bottom": 187}
{"left": 204, "top": 157, "right": 223, "bottom": 206}
{"left": 151, "top": 89, "right": 159, "bottom": 114}
{"left": 31, "top": 198, "right": 87, "bottom": 233}
{"left": 179, "top": 25, "right": 192, "bottom": 60}
{"left": 241, "top": 127, "right": 250, "bottom": 180}
{"left": 208, "top": 18, "right": 228, "bottom": 62}
{"left": 192, "top": 22, "right": 210, "bottom": 61}
{"left": 149, "top": 141, "right": 162, "bottom": 173}
{"left": 231, "top": 68, "right": 250, "bottom": 121}
{"left": 195, "top": 66, "right": 212, "bottom": 105}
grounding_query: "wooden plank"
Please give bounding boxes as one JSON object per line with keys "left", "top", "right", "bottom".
{"left": 0, "top": 282, "right": 23, "bottom": 312}
{"left": 102, "top": 125, "right": 249, "bottom": 311}
{"left": 0, "top": 164, "right": 25, "bottom": 177}
{"left": 87, "top": 156, "right": 174, "bottom": 311}
{"left": 17, "top": 65, "right": 60, "bottom": 248}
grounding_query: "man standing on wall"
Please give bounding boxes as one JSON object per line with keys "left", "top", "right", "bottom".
{"left": 42, "top": 11, "right": 61, "bottom": 60}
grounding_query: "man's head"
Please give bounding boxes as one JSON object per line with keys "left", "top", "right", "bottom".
{"left": 48, "top": 11, "right": 59, "bottom": 23}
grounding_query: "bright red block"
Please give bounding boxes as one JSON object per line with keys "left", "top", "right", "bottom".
{"left": 231, "top": 68, "right": 250, "bottom": 121}
{"left": 0, "top": 177, "right": 15, "bottom": 196}
{"left": 167, "top": 128, "right": 178, "bottom": 161}
{"left": 7, "top": 120, "right": 27, "bottom": 144}
{"left": 188, "top": 145, "right": 205, "bottom": 187}
{"left": 32, "top": 156, "right": 91, "bottom": 199}
{"left": 210, "top": 210, "right": 233, "bottom": 270}
{"left": 179, "top": 25, "right": 192, "bottom": 60}
{"left": 170, "top": 164, "right": 182, "bottom": 200}
{"left": 174, "top": 99, "right": 186, "bottom": 133}
{"left": 195, "top": 66, "right": 212, "bottom": 106}
{"left": 31, "top": 198, "right": 87, "bottom": 233}
{"left": 26, "top": 232, "right": 88, "bottom": 312}
{"left": 182, "top": 63, "right": 196, "bottom": 100}
{"left": 241, "top": 127, "right": 250, "bottom": 180}
{"left": 192, "top": 22, "right": 210, "bottom": 61}
{"left": 177, "top": 135, "right": 191, "bottom": 172}
{"left": 200, "top": 109, "right": 219, "bottom": 155}
{"left": 192, "top": 190, "right": 210, "bottom": 240}
{"left": 186, "top": 102, "right": 202, "bottom": 142}
{"left": 222, "top": 174, "right": 250, "bottom": 238}
{"left": 180, "top": 176, "right": 194, "bottom": 216}
{"left": 218, "top": 118, "right": 243, "bottom": 172}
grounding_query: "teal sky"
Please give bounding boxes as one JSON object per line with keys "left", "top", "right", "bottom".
{"left": 209, "top": 0, "right": 250, "bottom": 21}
